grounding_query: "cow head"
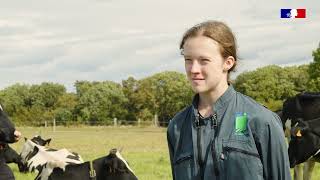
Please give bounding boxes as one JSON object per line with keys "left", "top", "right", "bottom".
{"left": 282, "top": 94, "right": 320, "bottom": 126}
{"left": 19, "top": 135, "right": 52, "bottom": 171}
{"left": 282, "top": 93, "right": 320, "bottom": 167}
{"left": 20, "top": 138, "right": 42, "bottom": 172}
{"left": 31, "top": 135, "right": 51, "bottom": 146}
{"left": 288, "top": 119, "right": 320, "bottom": 168}
{"left": 100, "top": 148, "right": 138, "bottom": 180}
{"left": 0, "top": 104, "right": 16, "bottom": 143}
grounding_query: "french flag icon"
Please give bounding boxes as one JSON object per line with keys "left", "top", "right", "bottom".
{"left": 281, "top": 9, "right": 306, "bottom": 18}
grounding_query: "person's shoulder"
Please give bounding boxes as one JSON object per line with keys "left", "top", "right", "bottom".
{"left": 236, "top": 92, "right": 281, "bottom": 127}
{"left": 236, "top": 92, "right": 265, "bottom": 108}
{"left": 167, "top": 105, "right": 192, "bottom": 131}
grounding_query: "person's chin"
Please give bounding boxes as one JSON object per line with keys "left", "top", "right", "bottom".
{"left": 192, "top": 86, "right": 207, "bottom": 94}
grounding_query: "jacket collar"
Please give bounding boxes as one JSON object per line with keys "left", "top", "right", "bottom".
{"left": 191, "top": 85, "right": 236, "bottom": 113}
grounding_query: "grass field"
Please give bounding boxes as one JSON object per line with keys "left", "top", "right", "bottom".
{"left": 7, "top": 126, "right": 320, "bottom": 180}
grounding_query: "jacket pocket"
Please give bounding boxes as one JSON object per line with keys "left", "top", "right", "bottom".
{"left": 174, "top": 154, "right": 193, "bottom": 180}
{"left": 222, "top": 141, "right": 263, "bottom": 180}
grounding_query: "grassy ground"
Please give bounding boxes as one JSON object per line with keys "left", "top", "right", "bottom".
{"left": 9, "top": 126, "right": 171, "bottom": 180}
{"left": 7, "top": 126, "right": 320, "bottom": 180}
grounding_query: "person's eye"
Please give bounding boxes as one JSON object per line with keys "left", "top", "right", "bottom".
{"left": 200, "top": 58, "right": 211, "bottom": 63}
{"left": 184, "top": 58, "right": 192, "bottom": 62}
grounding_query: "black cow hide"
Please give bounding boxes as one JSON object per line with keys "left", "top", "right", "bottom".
{"left": 281, "top": 92, "right": 320, "bottom": 167}
{"left": 0, "top": 106, "right": 15, "bottom": 144}
{"left": 0, "top": 105, "right": 17, "bottom": 180}
{"left": 3, "top": 144, "right": 25, "bottom": 172}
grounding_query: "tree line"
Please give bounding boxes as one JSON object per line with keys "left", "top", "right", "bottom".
{"left": 1, "top": 46, "right": 319, "bottom": 126}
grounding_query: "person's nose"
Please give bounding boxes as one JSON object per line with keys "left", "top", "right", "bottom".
{"left": 190, "top": 60, "right": 201, "bottom": 74}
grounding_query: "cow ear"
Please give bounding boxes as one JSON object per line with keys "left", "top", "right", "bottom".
{"left": 24, "top": 137, "right": 27, "bottom": 142}
{"left": 46, "top": 139, "right": 51, "bottom": 146}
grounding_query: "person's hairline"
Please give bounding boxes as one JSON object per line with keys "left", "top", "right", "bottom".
{"left": 180, "top": 34, "right": 235, "bottom": 61}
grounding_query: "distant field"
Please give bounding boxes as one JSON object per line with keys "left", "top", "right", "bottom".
{"left": 7, "top": 126, "right": 320, "bottom": 180}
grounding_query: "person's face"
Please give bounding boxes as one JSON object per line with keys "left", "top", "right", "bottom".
{"left": 183, "top": 36, "right": 234, "bottom": 94}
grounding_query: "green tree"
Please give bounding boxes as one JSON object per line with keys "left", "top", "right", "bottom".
{"left": 307, "top": 44, "right": 320, "bottom": 91}
{"left": 0, "top": 83, "right": 30, "bottom": 114}
{"left": 74, "top": 80, "right": 99, "bottom": 97}
{"left": 76, "top": 81, "right": 128, "bottom": 124}
{"left": 0, "top": 83, "right": 31, "bottom": 125}
{"left": 122, "top": 77, "right": 139, "bottom": 121}
{"left": 54, "top": 93, "right": 79, "bottom": 124}
{"left": 136, "top": 71, "right": 193, "bottom": 126}
{"left": 29, "top": 82, "right": 66, "bottom": 108}
{"left": 234, "top": 65, "right": 308, "bottom": 111}
{"left": 26, "top": 82, "right": 66, "bottom": 125}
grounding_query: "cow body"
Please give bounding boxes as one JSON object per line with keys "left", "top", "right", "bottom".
{"left": 20, "top": 139, "right": 83, "bottom": 174}
{"left": 281, "top": 92, "right": 320, "bottom": 180}
{"left": 36, "top": 149, "right": 138, "bottom": 180}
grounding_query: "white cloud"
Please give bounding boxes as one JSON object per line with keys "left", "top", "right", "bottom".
{"left": 0, "top": 0, "right": 319, "bottom": 91}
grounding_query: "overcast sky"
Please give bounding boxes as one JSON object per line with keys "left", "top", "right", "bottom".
{"left": 0, "top": 0, "right": 319, "bottom": 92}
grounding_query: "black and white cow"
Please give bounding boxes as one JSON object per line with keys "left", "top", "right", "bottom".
{"left": 20, "top": 138, "right": 84, "bottom": 174}
{"left": 281, "top": 92, "right": 320, "bottom": 180}
{"left": 0, "top": 104, "right": 22, "bottom": 180}
{"left": 36, "top": 148, "right": 138, "bottom": 180}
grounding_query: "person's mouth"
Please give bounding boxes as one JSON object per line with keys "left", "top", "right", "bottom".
{"left": 192, "top": 78, "right": 205, "bottom": 83}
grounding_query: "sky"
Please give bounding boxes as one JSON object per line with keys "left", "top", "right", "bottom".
{"left": 0, "top": 0, "right": 319, "bottom": 92}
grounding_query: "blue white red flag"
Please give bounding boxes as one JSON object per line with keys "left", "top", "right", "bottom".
{"left": 281, "top": 9, "right": 306, "bottom": 18}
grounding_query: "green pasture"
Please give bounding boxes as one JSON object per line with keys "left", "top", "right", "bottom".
{"left": 7, "top": 126, "right": 320, "bottom": 180}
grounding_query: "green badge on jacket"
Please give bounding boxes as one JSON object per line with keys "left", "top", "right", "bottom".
{"left": 235, "top": 112, "right": 247, "bottom": 134}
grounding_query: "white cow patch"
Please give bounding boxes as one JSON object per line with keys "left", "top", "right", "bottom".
{"left": 35, "top": 161, "right": 69, "bottom": 180}
{"left": 21, "top": 139, "right": 83, "bottom": 180}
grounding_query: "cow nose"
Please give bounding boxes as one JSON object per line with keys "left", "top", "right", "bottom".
{"left": 14, "top": 130, "right": 22, "bottom": 142}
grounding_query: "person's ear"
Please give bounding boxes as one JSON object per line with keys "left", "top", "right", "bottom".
{"left": 223, "top": 56, "right": 235, "bottom": 72}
